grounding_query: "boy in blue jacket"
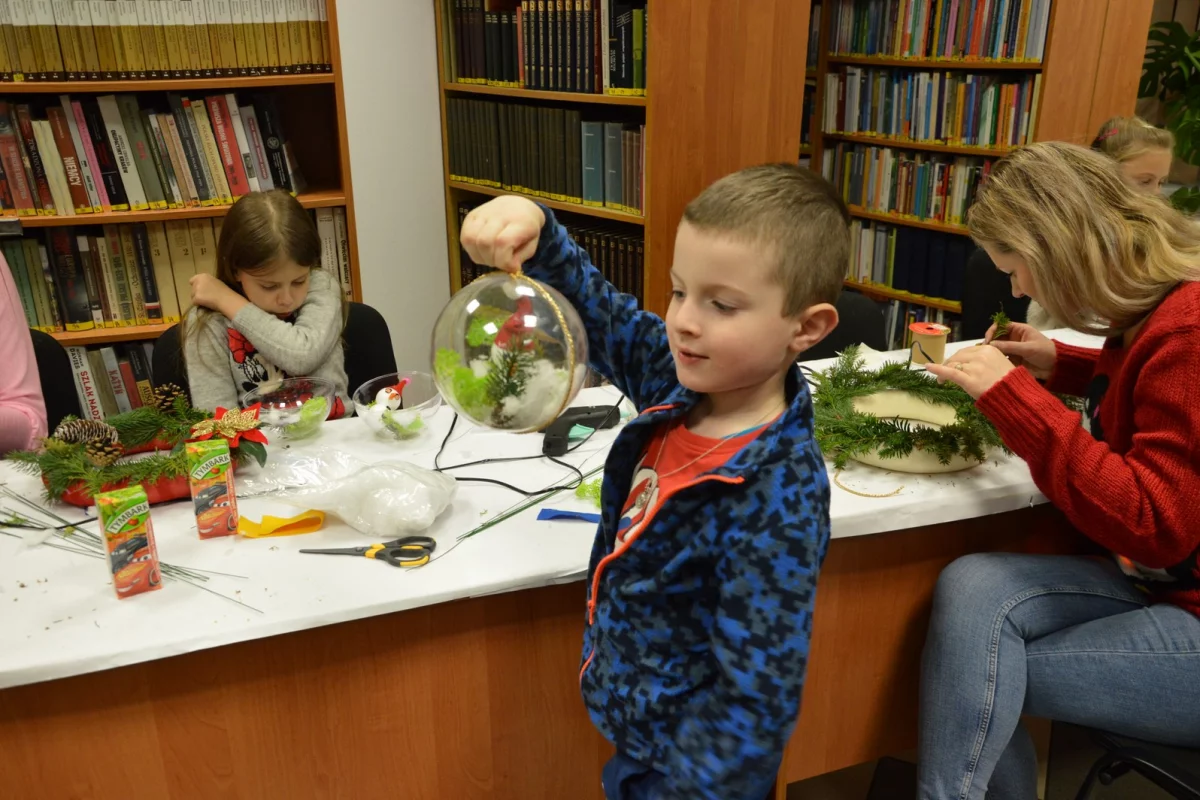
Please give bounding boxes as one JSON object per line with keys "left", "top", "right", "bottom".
{"left": 461, "top": 163, "right": 850, "bottom": 800}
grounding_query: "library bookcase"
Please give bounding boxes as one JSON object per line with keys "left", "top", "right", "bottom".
{"left": 4, "top": 0, "right": 358, "bottom": 349}
{"left": 804, "top": 0, "right": 1155, "bottom": 317}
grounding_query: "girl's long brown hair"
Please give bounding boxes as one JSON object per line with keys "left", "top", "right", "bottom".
{"left": 967, "top": 142, "right": 1200, "bottom": 337}
{"left": 182, "top": 190, "right": 325, "bottom": 368}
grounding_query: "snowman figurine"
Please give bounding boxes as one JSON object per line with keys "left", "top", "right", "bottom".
{"left": 375, "top": 377, "right": 410, "bottom": 410}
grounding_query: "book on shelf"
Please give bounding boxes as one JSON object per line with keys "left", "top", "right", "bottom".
{"left": 827, "top": 0, "right": 1053, "bottom": 63}
{"left": 823, "top": 66, "right": 1042, "bottom": 148}
{"left": 4, "top": 206, "right": 349, "bottom": 334}
{"left": 63, "top": 340, "right": 156, "bottom": 419}
{"left": 845, "top": 216, "right": 971, "bottom": 303}
{"left": 0, "top": 0, "right": 330, "bottom": 82}
{"left": 806, "top": 2, "right": 821, "bottom": 69}
{"left": 822, "top": 140, "right": 992, "bottom": 226}
{"left": 446, "top": 96, "right": 644, "bottom": 215}
{"left": 0, "top": 89, "right": 301, "bottom": 217}
{"left": 457, "top": 198, "right": 643, "bottom": 303}
{"left": 446, "top": 0, "right": 646, "bottom": 97}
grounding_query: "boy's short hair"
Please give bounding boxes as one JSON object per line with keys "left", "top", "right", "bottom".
{"left": 682, "top": 163, "right": 850, "bottom": 316}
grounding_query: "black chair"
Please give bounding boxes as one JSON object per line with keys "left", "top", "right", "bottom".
{"left": 151, "top": 322, "right": 187, "bottom": 395}
{"left": 1075, "top": 730, "right": 1200, "bottom": 800}
{"left": 803, "top": 289, "right": 888, "bottom": 362}
{"left": 342, "top": 302, "right": 398, "bottom": 395}
{"left": 960, "top": 247, "right": 1031, "bottom": 340}
{"left": 152, "top": 302, "right": 399, "bottom": 400}
{"left": 29, "top": 329, "right": 81, "bottom": 433}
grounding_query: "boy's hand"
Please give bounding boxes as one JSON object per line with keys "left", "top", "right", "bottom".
{"left": 984, "top": 322, "right": 1056, "bottom": 381}
{"left": 190, "top": 273, "right": 247, "bottom": 319}
{"left": 460, "top": 196, "right": 545, "bottom": 273}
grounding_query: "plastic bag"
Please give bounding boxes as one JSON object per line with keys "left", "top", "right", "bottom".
{"left": 274, "top": 461, "right": 458, "bottom": 540}
{"left": 235, "top": 446, "right": 366, "bottom": 498}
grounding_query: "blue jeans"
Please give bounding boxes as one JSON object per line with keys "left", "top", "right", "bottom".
{"left": 918, "top": 553, "right": 1200, "bottom": 800}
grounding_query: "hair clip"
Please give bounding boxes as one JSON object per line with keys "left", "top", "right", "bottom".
{"left": 1094, "top": 127, "right": 1119, "bottom": 143}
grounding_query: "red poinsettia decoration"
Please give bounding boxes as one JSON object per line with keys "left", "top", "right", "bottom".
{"left": 189, "top": 404, "right": 269, "bottom": 466}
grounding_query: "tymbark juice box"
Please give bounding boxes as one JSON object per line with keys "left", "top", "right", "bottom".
{"left": 96, "top": 486, "right": 162, "bottom": 599}
{"left": 186, "top": 439, "right": 239, "bottom": 539}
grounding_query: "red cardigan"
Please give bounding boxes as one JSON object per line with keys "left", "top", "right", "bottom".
{"left": 978, "top": 281, "right": 1200, "bottom": 616}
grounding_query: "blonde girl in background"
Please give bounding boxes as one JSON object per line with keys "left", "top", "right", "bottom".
{"left": 182, "top": 190, "right": 350, "bottom": 418}
{"left": 1026, "top": 116, "right": 1176, "bottom": 328}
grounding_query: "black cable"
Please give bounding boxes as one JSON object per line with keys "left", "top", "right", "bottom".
{"left": 433, "top": 396, "right": 624, "bottom": 496}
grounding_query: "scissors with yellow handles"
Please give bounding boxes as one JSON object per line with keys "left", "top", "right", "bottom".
{"left": 299, "top": 535, "right": 436, "bottom": 568}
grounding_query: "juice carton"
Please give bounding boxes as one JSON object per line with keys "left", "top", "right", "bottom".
{"left": 186, "top": 439, "right": 239, "bottom": 539}
{"left": 96, "top": 486, "right": 162, "bottom": 599}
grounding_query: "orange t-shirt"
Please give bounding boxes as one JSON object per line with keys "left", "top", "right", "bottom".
{"left": 615, "top": 422, "right": 765, "bottom": 551}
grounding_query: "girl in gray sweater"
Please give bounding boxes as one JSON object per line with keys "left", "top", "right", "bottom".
{"left": 182, "top": 190, "right": 350, "bottom": 417}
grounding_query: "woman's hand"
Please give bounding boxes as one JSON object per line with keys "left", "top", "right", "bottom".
{"left": 190, "top": 274, "right": 247, "bottom": 319}
{"left": 925, "top": 345, "right": 1017, "bottom": 399}
{"left": 460, "top": 196, "right": 545, "bottom": 273}
{"left": 985, "top": 322, "right": 1057, "bottom": 381}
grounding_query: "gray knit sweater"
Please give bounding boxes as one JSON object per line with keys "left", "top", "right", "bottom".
{"left": 183, "top": 269, "right": 351, "bottom": 415}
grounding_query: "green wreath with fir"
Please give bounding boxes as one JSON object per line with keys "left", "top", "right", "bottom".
{"left": 810, "top": 345, "right": 1008, "bottom": 470}
{"left": 5, "top": 384, "right": 268, "bottom": 501}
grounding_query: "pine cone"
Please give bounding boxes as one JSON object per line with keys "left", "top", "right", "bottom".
{"left": 53, "top": 418, "right": 118, "bottom": 445}
{"left": 84, "top": 440, "right": 124, "bottom": 467}
{"left": 152, "top": 383, "right": 187, "bottom": 412}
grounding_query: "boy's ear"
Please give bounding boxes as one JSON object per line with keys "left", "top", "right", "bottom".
{"left": 789, "top": 303, "right": 839, "bottom": 355}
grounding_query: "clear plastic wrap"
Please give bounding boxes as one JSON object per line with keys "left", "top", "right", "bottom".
{"left": 234, "top": 448, "right": 457, "bottom": 539}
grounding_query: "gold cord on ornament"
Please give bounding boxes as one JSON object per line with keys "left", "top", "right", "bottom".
{"left": 833, "top": 468, "right": 904, "bottom": 498}
{"left": 507, "top": 269, "right": 578, "bottom": 431}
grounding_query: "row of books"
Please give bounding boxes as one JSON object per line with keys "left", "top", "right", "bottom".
{"left": 0, "top": 92, "right": 302, "bottom": 218}
{"left": 0, "top": 0, "right": 331, "bottom": 81}
{"left": 446, "top": 97, "right": 644, "bottom": 215}
{"left": 823, "top": 67, "right": 1042, "bottom": 149}
{"left": 64, "top": 342, "right": 158, "bottom": 420}
{"left": 448, "top": 0, "right": 646, "bottom": 96}
{"left": 7, "top": 207, "right": 350, "bottom": 332}
{"left": 458, "top": 200, "right": 643, "bottom": 303}
{"left": 847, "top": 217, "right": 971, "bottom": 301}
{"left": 828, "top": 0, "right": 1053, "bottom": 63}
{"left": 822, "top": 142, "right": 993, "bottom": 226}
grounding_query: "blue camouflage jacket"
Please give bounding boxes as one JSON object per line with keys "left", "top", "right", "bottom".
{"left": 524, "top": 208, "right": 831, "bottom": 799}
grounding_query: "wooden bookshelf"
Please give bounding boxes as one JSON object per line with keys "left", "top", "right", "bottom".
{"left": 823, "top": 132, "right": 1013, "bottom": 158}
{"left": 14, "top": 0, "right": 360, "bottom": 351}
{"left": 847, "top": 206, "right": 969, "bottom": 235}
{"left": 449, "top": 181, "right": 644, "bottom": 225}
{"left": 827, "top": 55, "right": 1043, "bottom": 70}
{"left": 0, "top": 73, "right": 336, "bottom": 94}
{"left": 13, "top": 191, "right": 346, "bottom": 229}
{"left": 843, "top": 280, "right": 962, "bottom": 313}
{"left": 51, "top": 323, "right": 173, "bottom": 347}
{"left": 442, "top": 82, "right": 646, "bottom": 106}
{"left": 806, "top": 0, "right": 1154, "bottom": 316}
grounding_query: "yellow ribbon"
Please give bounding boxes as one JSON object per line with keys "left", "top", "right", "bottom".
{"left": 239, "top": 510, "right": 326, "bottom": 538}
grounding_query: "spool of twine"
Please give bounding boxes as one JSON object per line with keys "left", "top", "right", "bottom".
{"left": 908, "top": 322, "right": 951, "bottom": 365}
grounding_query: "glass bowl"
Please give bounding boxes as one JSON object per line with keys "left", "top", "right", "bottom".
{"left": 353, "top": 371, "right": 442, "bottom": 440}
{"left": 241, "top": 377, "right": 336, "bottom": 440}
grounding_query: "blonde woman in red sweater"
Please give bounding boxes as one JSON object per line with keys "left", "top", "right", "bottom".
{"left": 919, "top": 142, "right": 1200, "bottom": 800}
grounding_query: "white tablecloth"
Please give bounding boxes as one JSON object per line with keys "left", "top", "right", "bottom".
{"left": 0, "top": 331, "right": 1100, "bottom": 689}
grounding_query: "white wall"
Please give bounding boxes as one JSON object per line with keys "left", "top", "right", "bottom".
{"left": 338, "top": 1, "right": 450, "bottom": 373}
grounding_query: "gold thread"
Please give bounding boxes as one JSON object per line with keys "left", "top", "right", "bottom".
{"left": 833, "top": 468, "right": 904, "bottom": 498}
{"left": 509, "top": 270, "right": 577, "bottom": 431}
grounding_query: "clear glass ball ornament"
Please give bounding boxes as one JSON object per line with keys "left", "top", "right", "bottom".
{"left": 430, "top": 271, "right": 588, "bottom": 433}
